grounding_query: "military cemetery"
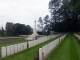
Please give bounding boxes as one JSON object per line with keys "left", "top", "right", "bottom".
{"left": 0, "top": 0, "right": 80, "bottom": 60}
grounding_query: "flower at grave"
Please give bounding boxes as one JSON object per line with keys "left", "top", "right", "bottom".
{"left": 42, "top": 52, "right": 44, "bottom": 55}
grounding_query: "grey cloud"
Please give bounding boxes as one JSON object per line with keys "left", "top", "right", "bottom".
{"left": 0, "top": 0, "right": 50, "bottom": 29}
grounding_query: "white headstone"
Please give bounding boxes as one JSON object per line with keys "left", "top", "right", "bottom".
{"left": 34, "top": 40, "right": 35, "bottom": 46}
{"left": 25, "top": 42, "right": 27, "bottom": 49}
{"left": 17, "top": 44, "right": 21, "bottom": 52}
{"left": 6, "top": 46, "right": 11, "bottom": 56}
{"left": 22, "top": 43, "right": 24, "bottom": 50}
{"left": 39, "top": 48, "right": 42, "bottom": 60}
{"left": 10, "top": 45, "right": 14, "bottom": 55}
{"left": 23, "top": 42, "right": 25, "bottom": 50}
{"left": 20, "top": 43, "right": 23, "bottom": 51}
{"left": 1, "top": 47, "right": 6, "bottom": 58}
{"left": 42, "top": 46, "right": 45, "bottom": 58}
{"left": 14, "top": 44, "right": 18, "bottom": 53}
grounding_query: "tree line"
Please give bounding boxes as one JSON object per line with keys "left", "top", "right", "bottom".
{"left": 0, "top": 22, "right": 33, "bottom": 36}
{"left": 38, "top": 0, "right": 80, "bottom": 33}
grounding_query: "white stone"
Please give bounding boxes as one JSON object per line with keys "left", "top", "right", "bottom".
{"left": 28, "top": 42, "right": 30, "bottom": 48}
{"left": 14, "top": 44, "right": 18, "bottom": 53}
{"left": 22, "top": 43, "right": 24, "bottom": 51}
{"left": 34, "top": 40, "right": 35, "bottom": 46}
{"left": 39, "top": 48, "right": 42, "bottom": 60}
{"left": 20, "top": 43, "right": 23, "bottom": 51}
{"left": 42, "top": 46, "right": 45, "bottom": 58}
{"left": 28, "top": 41, "right": 34, "bottom": 48}
{"left": 10, "top": 45, "right": 14, "bottom": 55}
{"left": 17, "top": 44, "right": 21, "bottom": 52}
{"left": 23, "top": 42, "right": 25, "bottom": 50}
{"left": 6, "top": 46, "right": 11, "bottom": 56}
{"left": 31, "top": 41, "right": 34, "bottom": 47}
{"left": 25, "top": 42, "right": 27, "bottom": 49}
{"left": 1, "top": 47, "right": 6, "bottom": 58}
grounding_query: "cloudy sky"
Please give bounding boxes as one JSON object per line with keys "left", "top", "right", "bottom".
{"left": 0, "top": 0, "right": 50, "bottom": 29}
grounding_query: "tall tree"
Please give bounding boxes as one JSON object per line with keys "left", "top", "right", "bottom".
{"left": 47, "top": 0, "right": 80, "bottom": 32}
{"left": 1, "top": 27, "right": 4, "bottom": 36}
{"left": 0, "top": 27, "right": 4, "bottom": 36}
{"left": 37, "top": 17, "right": 44, "bottom": 31}
{"left": 43, "top": 15, "right": 50, "bottom": 34}
{"left": 5, "top": 22, "right": 13, "bottom": 36}
{"left": 49, "top": 0, "right": 62, "bottom": 31}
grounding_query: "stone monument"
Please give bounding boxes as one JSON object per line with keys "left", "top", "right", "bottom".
{"left": 26, "top": 20, "right": 38, "bottom": 40}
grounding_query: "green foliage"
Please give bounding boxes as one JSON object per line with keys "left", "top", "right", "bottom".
{"left": 37, "top": 17, "right": 43, "bottom": 31}
{"left": 5, "top": 22, "right": 33, "bottom": 36}
{"left": 43, "top": 15, "right": 50, "bottom": 34}
{"left": 37, "top": 16, "right": 50, "bottom": 35}
{"left": 47, "top": 0, "right": 80, "bottom": 32}
{"left": 5, "top": 22, "right": 13, "bottom": 36}
{"left": 0, "top": 27, "right": 4, "bottom": 36}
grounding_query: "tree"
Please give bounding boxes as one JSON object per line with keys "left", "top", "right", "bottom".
{"left": 5, "top": 22, "right": 13, "bottom": 36}
{"left": 49, "top": 0, "right": 62, "bottom": 31}
{"left": 13, "top": 23, "right": 25, "bottom": 35}
{"left": 47, "top": 0, "right": 80, "bottom": 32}
{"left": 5, "top": 22, "right": 33, "bottom": 36}
{"left": 0, "top": 27, "right": 4, "bottom": 36}
{"left": 12, "top": 23, "right": 33, "bottom": 36}
{"left": 60, "top": 0, "right": 79, "bottom": 32}
{"left": 43, "top": 15, "right": 50, "bottom": 34}
{"left": 1, "top": 27, "right": 4, "bottom": 36}
{"left": 25, "top": 25, "right": 33, "bottom": 35}
{"left": 37, "top": 17, "right": 44, "bottom": 31}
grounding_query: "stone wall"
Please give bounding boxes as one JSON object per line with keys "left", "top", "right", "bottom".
{"left": 0, "top": 37, "right": 25, "bottom": 43}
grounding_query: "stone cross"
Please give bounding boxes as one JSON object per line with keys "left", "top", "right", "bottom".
{"left": 34, "top": 20, "right": 36, "bottom": 32}
{"left": 35, "top": 20, "right": 36, "bottom": 28}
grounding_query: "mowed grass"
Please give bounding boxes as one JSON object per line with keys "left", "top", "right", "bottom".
{"left": 0, "top": 36, "right": 60, "bottom": 60}
{"left": 46, "top": 35, "right": 80, "bottom": 60}
{"left": 0, "top": 40, "right": 29, "bottom": 57}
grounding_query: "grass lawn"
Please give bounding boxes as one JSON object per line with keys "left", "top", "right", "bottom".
{"left": 46, "top": 35, "right": 80, "bottom": 60}
{"left": 0, "top": 40, "right": 29, "bottom": 57}
{"left": 0, "top": 36, "right": 60, "bottom": 60}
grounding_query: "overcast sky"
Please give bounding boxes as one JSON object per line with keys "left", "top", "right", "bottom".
{"left": 0, "top": 0, "right": 50, "bottom": 29}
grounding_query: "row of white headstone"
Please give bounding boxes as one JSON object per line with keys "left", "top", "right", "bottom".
{"left": 1, "top": 42, "right": 27, "bottom": 58}
{"left": 1, "top": 35, "right": 61, "bottom": 58}
{"left": 39, "top": 34, "right": 67, "bottom": 60}
{"left": 28, "top": 35, "right": 61, "bottom": 48}
{"left": 74, "top": 34, "right": 80, "bottom": 39}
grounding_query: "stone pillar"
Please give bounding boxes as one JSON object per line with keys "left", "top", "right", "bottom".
{"left": 34, "top": 20, "right": 37, "bottom": 33}
{"left": 25, "top": 20, "right": 38, "bottom": 40}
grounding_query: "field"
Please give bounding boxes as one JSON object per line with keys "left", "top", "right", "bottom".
{"left": 0, "top": 36, "right": 60, "bottom": 60}
{"left": 46, "top": 35, "right": 80, "bottom": 60}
